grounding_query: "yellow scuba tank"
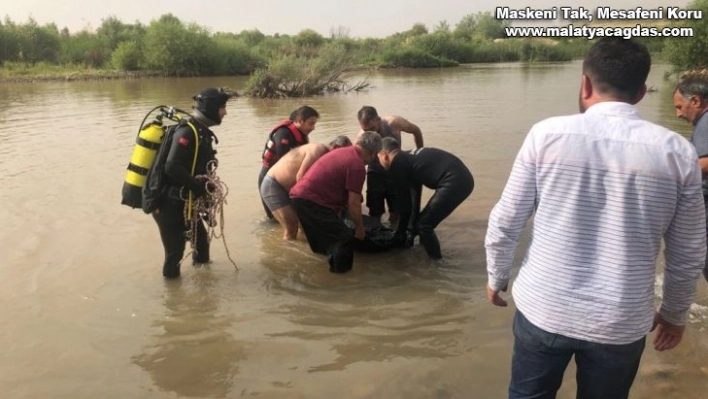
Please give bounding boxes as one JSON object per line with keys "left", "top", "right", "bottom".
{"left": 121, "top": 106, "right": 189, "bottom": 209}
{"left": 120, "top": 121, "right": 165, "bottom": 208}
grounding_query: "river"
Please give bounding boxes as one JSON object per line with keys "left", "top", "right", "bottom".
{"left": 0, "top": 60, "right": 706, "bottom": 398}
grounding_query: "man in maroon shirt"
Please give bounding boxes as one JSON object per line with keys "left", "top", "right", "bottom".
{"left": 290, "top": 131, "right": 383, "bottom": 273}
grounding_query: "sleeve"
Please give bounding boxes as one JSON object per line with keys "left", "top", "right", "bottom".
{"left": 345, "top": 164, "right": 366, "bottom": 195}
{"left": 660, "top": 159, "right": 707, "bottom": 325}
{"left": 407, "top": 183, "right": 423, "bottom": 234}
{"left": 164, "top": 126, "right": 203, "bottom": 194}
{"left": 390, "top": 159, "right": 413, "bottom": 237}
{"left": 271, "top": 128, "right": 296, "bottom": 160}
{"left": 484, "top": 128, "right": 540, "bottom": 291}
{"left": 692, "top": 120, "right": 708, "bottom": 158}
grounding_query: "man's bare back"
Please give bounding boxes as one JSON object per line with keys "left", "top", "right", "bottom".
{"left": 267, "top": 143, "right": 329, "bottom": 191}
{"left": 355, "top": 115, "right": 423, "bottom": 149}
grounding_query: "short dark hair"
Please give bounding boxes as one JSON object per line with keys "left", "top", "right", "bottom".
{"left": 291, "top": 105, "right": 319, "bottom": 122}
{"left": 675, "top": 69, "right": 708, "bottom": 101}
{"left": 380, "top": 137, "right": 400, "bottom": 152}
{"left": 357, "top": 106, "right": 379, "bottom": 123}
{"left": 582, "top": 38, "right": 651, "bottom": 101}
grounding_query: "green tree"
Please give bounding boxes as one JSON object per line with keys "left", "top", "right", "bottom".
{"left": 238, "top": 29, "right": 265, "bottom": 46}
{"left": 16, "top": 17, "right": 61, "bottom": 63}
{"left": 61, "top": 30, "right": 108, "bottom": 67}
{"left": 453, "top": 14, "right": 477, "bottom": 40}
{"left": 111, "top": 40, "right": 143, "bottom": 71}
{"left": 664, "top": 0, "right": 708, "bottom": 71}
{"left": 293, "top": 29, "right": 325, "bottom": 48}
{"left": 142, "top": 14, "right": 212, "bottom": 76}
{"left": 474, "top": 12, "right": 508, "bottom": 40}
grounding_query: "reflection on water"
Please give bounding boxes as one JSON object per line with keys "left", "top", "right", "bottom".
{"left": 132, "top": 274, "right": 244, "bottom": 398}
{"left": 0, "top": 61, "right": 706, "bottom": 399}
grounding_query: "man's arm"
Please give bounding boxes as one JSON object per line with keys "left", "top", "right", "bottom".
{"left": 296, "top": 145, "right": 327, "bottom": 182}
{"left": 348, "top": 191, "right": 365, "bottom": 240}
{"left": 270, "top": 128, "right": 296, "bottom": 161}
{"left": 164, "top": 127, "right": 204, "bottom": 195}
{"left": 698, "top": 157, "right": 708, "bottom": 177}
{"left": 387, "top": 116, "right": 424, "bottom": 148}
{"left": 484, "top": 130, "right": 539, "bottom": 306}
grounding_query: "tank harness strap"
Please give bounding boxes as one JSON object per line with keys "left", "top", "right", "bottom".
{"left": 186, "top": 121, "right": 200, "bottom": 222}
{"left": 127, "top": 163, "right": 149, "bottom": 176}
{"left": 136, "top": 137, "right": 162, "bottom": 151}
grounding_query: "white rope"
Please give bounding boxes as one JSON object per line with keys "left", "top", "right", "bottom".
{"left": 181, "top": 160, "right": 239, "bottom": 270}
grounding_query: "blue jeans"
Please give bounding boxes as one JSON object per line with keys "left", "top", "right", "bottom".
{"left": 509, "top": 310, "right": 645, "bottom": 399}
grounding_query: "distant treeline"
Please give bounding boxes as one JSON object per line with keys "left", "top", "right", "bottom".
{"left": 0, "top": 12, "right": 593, "bottom": 76}
{"left": 1, "top": 2, "right": 704, "bottom": 81}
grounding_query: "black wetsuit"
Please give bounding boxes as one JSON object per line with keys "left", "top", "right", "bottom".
{"left": 152, "top": 119, "right": 217, "bottom": 278}
{"left": 257, "top": 125, "right": 308, "bottom": 219}
{"left": 388, "top": 147, "right": 474, "bottom": 258}
{"left": 366, "top": 120, "right": 399, "bottom": 217}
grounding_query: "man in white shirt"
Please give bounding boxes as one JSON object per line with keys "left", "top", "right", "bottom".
{"left": 485, "top": 37, "right": 706, "bottom": 399}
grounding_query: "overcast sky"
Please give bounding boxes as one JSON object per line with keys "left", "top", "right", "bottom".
{"left": 2, "top": 0, "right": 691, "bottom": 38}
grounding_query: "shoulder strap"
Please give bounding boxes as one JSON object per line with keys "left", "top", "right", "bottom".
{"left": 185, "top": 121, "right": 200, "bottom": 222}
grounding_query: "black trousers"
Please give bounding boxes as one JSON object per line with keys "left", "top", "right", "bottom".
{"left": 291, "top": 198, "right": 355, "bottom": 273}
{"left": 366, "top": 160, "right": 399, "bottom": 217}
{"left": 152, "top": 198, "right": 209, "bottom": 278}
{"left": 416, "top": 176, "right": 474, "bottom": 233}
{"left": 258, "top": 165, "right": 274, "bottom": 220}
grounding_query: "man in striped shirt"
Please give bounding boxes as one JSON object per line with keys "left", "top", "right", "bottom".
{"left": 485, "top": 38, "right": 706, "bottom": 399}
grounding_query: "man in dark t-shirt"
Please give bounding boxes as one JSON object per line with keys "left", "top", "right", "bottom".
{"left": 377, "top": 137, "right": 474, "bottom": 259}
{"left": 673, "top": 70, "right": 708, "bottom": 281}
{"left": 290, "top": 131, "right": 382, "bottom": 273}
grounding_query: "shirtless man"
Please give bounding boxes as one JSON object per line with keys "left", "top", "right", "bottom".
{"left": 356, "top": 106, "right": 424, "bottom": 228}
{"left": 260, "top": 135, "right": 352, "bottom": 240}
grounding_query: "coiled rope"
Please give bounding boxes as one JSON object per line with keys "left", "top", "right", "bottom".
{"left": 181, "top": 160, "right": 239, "bottom": 270}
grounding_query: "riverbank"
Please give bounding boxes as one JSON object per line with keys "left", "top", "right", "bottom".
{"left": 0, "top": 68, "right": 171, "bottom": 83}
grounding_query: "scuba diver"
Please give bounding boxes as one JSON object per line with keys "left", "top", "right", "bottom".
{"left": 148, "top": 87, "right": 230, "bottom": 279}
{"left": 377, "top": 137, "right": 474, "bottom": 259}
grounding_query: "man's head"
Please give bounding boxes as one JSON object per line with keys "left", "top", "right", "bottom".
{"left": 355, "top": 131, "right": 383, "bottom": 164}
{"left": 377, "top": 137, "right": 400, "bottom": 170}
{"left": 193, "top": 87, "right": 229, "bottom": 125}
{"left": 328, "top": 135, "right": 353, "bottom": 150}
{"left": 291, "top": 106, "right": 319, "bottom": 135}
{"left": 673, "top": 69, "right": 708, "bottom": 126}
{"left": 357, "top": 106, "right": 382, "bottom": 133}
{"left": 579, "top": 38, "right": 651, "bottom": 112}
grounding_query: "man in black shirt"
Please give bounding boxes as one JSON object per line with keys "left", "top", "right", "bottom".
{"left": 378, "top": 137, "right": 474, "bottom": 259}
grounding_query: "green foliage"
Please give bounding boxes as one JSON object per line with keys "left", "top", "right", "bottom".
{"left": 238, "top": 29, "right": 265, "bottom": 46}
{"left": 15, "top": 17, "right": 61, "bottom": 64}
{"left": 380, "top": 47, "right": 458, "bottom": 68}
{"left": 60, "top": 30, "right": 108, "bottom": 67}
{"left": 208, "top": 35, "right": 258, "bottom": 75}
{"left": 474, "top": 12, "right": 508, "bottom": 40}
{"left": 1, "top": 10, "right": 682, "bottom": 87}
{"left": 111, "top": 41, "right": 142, "bottom": 71}
{"left": 293, "top": 29, "right": 325, "bottom": 48}
{"left": 664, "top": 0, "right": 708, "bottom": 71}
{"left": 244, "top": 43, "right": 369, "bottom": 98}
{"left": 142, "top": 14, "right": 213, "bottom": 76}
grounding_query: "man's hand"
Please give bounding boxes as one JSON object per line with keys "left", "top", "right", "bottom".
{"left": 487, "top": 284, "right": 509, "bottom": 307}
{"left": 354, "top": 226, "right": 365, "bottom": 240}
{"left": 651, "top": 312, "right": 685, "bottom": 351}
